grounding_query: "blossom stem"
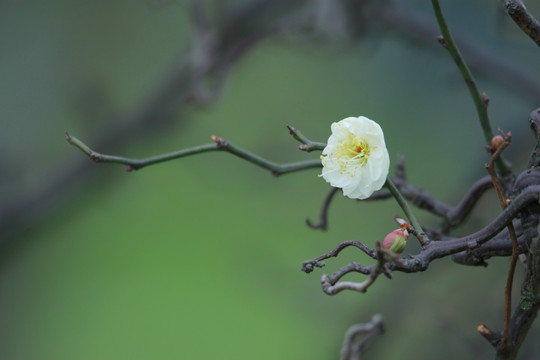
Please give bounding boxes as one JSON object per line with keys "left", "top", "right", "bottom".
{"left": 385, "top": 177, "right": 428, "bottom": 245}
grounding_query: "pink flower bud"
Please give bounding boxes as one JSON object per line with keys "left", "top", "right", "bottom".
{"left": 382, "top": 229, "right": 408, "bottom": 254}
{"left": 491, "top": 135, "right": 504, "bottom": 150}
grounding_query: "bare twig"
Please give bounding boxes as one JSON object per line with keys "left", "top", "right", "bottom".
{"left": 306, "top": 187, "right": 339, "bottom": 231}
{"left": 287, "top": 125, "right": 327, "bottom": 152}
{"left": 66, "top": 133, "right": 321, "bottom": 176}
{"left": 341, "top": 314, "right": 385, "bottom": 360}
{"left": 301, "top": 240, "right": 377, "bottom": 274}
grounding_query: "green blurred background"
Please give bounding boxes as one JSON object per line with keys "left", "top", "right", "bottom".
{"left": 1, "top": 1, "right": 539, "bottom": 359}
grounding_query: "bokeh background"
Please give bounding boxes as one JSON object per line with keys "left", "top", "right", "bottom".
{"left": 1, "top": 0, "right": 539, "bottom": 359}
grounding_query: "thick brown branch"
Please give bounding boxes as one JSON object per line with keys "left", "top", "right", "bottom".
{"left": 504, "top": 0, "right": 540, "bottom": 46}
{"left": 451, "top": 225, "right": 525, "bottom": 266}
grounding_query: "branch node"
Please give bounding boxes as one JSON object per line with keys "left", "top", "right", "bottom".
{"left": 482, "top": 91, "right": 490, "bottom": 106}
{"left": 436, "top": 34, "right": 447, "bottom": 47}
{"left": 210, "top": 135, "right": 228, "bottom": 148}
{"left": 89, "top": 153, "right": 102, "bottom": 162}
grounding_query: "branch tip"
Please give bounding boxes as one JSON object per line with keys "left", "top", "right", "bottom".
{"left": 286, "top": 125, "right": 297, "bottom": 135}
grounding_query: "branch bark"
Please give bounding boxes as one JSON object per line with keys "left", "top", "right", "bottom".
{"left": 504, "top": 0, "right": 540, "bottom": 46}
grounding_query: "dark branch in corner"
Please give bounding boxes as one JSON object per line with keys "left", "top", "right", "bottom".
{"left": 504, "top": 0, "right": 540, "bottom": 46}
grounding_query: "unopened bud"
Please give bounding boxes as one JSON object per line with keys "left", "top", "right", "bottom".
{"left": 491, "top": 135, "right": 504, "bottom": 150}
{"left": 382, "top": 229, "right": 408, "bottom": 254}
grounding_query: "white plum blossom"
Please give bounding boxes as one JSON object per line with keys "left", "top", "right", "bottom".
{"left": 320, "top": 116, "right": 390, "bottom": 199}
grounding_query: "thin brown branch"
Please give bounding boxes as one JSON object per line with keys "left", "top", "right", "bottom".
{"left": 484, "top": 131, "right": 519, "bottom": 351}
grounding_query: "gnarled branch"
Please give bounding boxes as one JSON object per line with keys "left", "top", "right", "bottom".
{"left": 305, "top": 185, "right": 540, "bottom": 295}
{"left": 341, "top": 314, "right": 385, "bottom": 360}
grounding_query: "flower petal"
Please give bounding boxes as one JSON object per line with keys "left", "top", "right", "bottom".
{"left": 320, "top": 116, "right": 390, "bottom": 200}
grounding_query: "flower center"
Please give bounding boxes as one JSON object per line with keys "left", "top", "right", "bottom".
{"left": 336, "top": 136, "right": 370, "bottom": 167}
{"left": 320, "top": 135, "right": 372, "bottom": 178}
